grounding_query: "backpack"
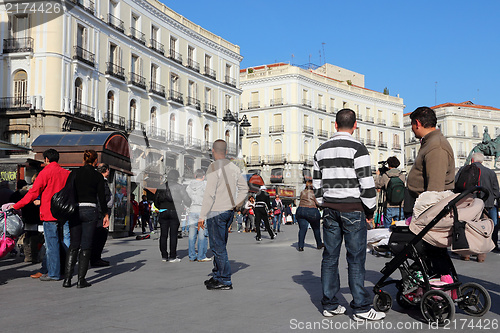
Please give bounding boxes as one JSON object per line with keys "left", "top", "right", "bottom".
{"left": 386, "top": 176, "right": 405, "bottom": 205}
{"left": 455, "top": 163, "right": 481, "bottom": 193}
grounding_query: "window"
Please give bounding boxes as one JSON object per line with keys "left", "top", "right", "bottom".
{"left": 109, "top": 0, "right": 118, "bottom": 16}
{"left": 129, "top": 99, "right": 136, "bottom": 122}
{"left": 76, "top": 24, "right": 87, "bottom": 49}
{"left": 170, "top": 114, "right": 176, "bottom": 134}
{"left": 343, "top": 101, "right": 348, "bottom": 108}
{"left": 225, "top": 130, "right": 230, "bottom": 143}
{"left": 74, "top": 78, "right": 83, "bottom": 105}
{"left": 131, "top": 54, "right": 141, "bottom": 74}
{"left": 151, "top": 64, "right": 158, "bottom": 84}
{"left": 109, "top": 43, "right": 120, "bottom": 65}
{"left": 170, "top": 74, "right": 179, "bottom": 91}
{"left": 496, "top": 127, "right": 500, "bottom": 137}
{"left": 330, "top": 98, "right": 335, "bottom": 112}
{"left": 251, "top": 142, "right": 259, "bottom": 157}
{"left": 188, "top": 81, "right": 196, "bottom": 99}
{"left": 9, "top": 14, "right": 29, "bottom": 39}
{"left": 13, "top": 70, "right": 27, "bottom": 100}
{"left": 225, "top": 64, "right": 231, "bottom": 78}
{"left": 131, "top": 13, "right": 139, "bottom": 29}
{"left": 331, "top": 121, "right": 335, "bottom": 134}
{"left": 205, "top": 87, "right": 212, "bottom": 104}
{"left": 251, "top": 116, "right": 259, "bottom": 128}
{"left": 151, "top": 25, "right": 159, "bottom": 41}
{"left": 225, "top": 95, "right": 231, "bottom": 111}
{"left": 274, "top": 140, "right": 282, "bottom": 155}
{"left": 187, "top": 119, "right": 193, "bottom": 145}
{"left": 304, "top": 140, "right": 309, "bottom": 156}
{"left": 273, "top": 88, "right": 282, "bottom": 105}
{"left": 8, "top": 131, "right": 29, "bottom": 146}
{"left": 151, "top": 107, "right": 157, "bottom": 129}
{"left": 319, "top": 119, "right": 324, "bottom": 131}
{"left": 188, "top": 46, "right": 195, "bottom": 61}
{"left": 473, "top": 125, "right": 478, "bottom": 136}
{"left": 107, "top": 91, "right": 114, "bottom": 114}
{"left": 204, "top": 54, "right": 211, "bottom": 69}
{"left": 303, "top": 114, "right": 309, "bottom": 126}
{"left": 379, "top": 131, "right": 383, "bottom": 144}
{"left": 169, "top": 36, "right": 177, "bottom": 57}
{"left": 204, "top": 124, "right": 210, "bottom": 144}
{"left": 274, "top": 113, "right": 282, "bottom": 126}
{"left": 367, "top": 129, "right": 371, "bottom": 140}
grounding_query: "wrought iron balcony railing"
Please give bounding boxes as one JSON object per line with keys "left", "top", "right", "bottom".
{"left": 168, "top": 90, "right": 184, "bottom": 104}
{"left": 72, "top": 0, "right": 95, "bottom": 14}
{"left": 378, "top": 141, "right": 388, "bottom": 148}
{"left": 366, "top": 116, "right": 374, "bottom": 123}
{"left": 204, "top": 103, "right": 217, "bottom": 116}
{"left": 204, "top": 66, "right": 216, "bottom": 80}
{"left": 300, "top": 154, "right": 314, "bottom": 165}
{"left": 73, "top": 46, "right": 95, "bottom": 67}
{"left": 127, "top": 120, "right": 146, "bottom": 132}
{"left": 392, "top": 144, "right": 401, "bottom": 150}
{"left": 377, "top": 118, "right": 386, "bottom": 126}
{"left": 149, "top": 82, "right": 165, "bottom": 97}
{"left": 168, "top": 49, "right": 183, "bottom": 64}
{"left": 318, "top": 104, "right": 326, "bottom": 112}
{"left": 302, "top": 126, "right": 314, "bottom": 135}
{"left": 105, "top": 62, "right": 125, "bottom": 81}
{"left": 248, "top": 101, "right": 260, "bottom": 109}
{"left": 270, "top": 125, "right": 285, "bottom": 134}
{"left": 107, "top": 14, "right": 124, "bottom": 33}
{"left": 103, "top": 111, "right": 125, "bottom": 130}
{"left": 318, "top": 129, "right": 328, "bottom": 138}
{"left": 356, "top": 114, "right": 363, "bottom": 121}
{"left": 365, "top": 139, "right": 376, "bottom": 147}
{"left": 457, "top": 130, "right": 466, "bottom": 137}
{"left": 149, "top": 39, "right": 164, "bottom": 55}
{"left": 147, "top": 126, "right": 166, "bottom": 141}
{"left": 0, "top": 96, "right": 31, "bottom": 110}
{"left": 270, "top": 98, "right": 283, "bottom": 107}
{"left": 128, "top": 72, "right": 146, "bottom": 89}
{"left": 186, "top": 58, "right": 200, "bottom": 72}
{"left": 186, "top": 97, "right": 201, "bottom": 110}
{"left": 246, "top": 127, "right": 261, "bottom": 136}
{"left": 3, "top": 37, "right": 33, "bottom": 53}
{"left": 224, "top": 76, "right": 236, "bottom": 88}
{"left": 267, "top": 154, "right": 286, "bottom": 165}
{"left": 391, "top": 121, "right": 400, "bottom": 128}
{"left": 302, "top": 99, "right": 311, "bottom": 108}
{"left": 185, "top": 137, "right": 202, "bottom": 150}
{"left": 246, "top": 157, "right": 262, "bottom": 166}
{"left": 167, "top": 132, "right": 185, "bottom": 146}
{"left": 74, "top": 102, "right": 95, "bottom": 121}
{"left": 129, "top": 27, "right": 146, "bottom": 45}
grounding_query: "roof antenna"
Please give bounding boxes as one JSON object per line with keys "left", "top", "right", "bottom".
{"left": 322, "top": 42, "right": 326, "bottom": 65}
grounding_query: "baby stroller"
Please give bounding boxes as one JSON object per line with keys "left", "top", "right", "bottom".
{"left": 372, "top": 187, "right": 493, "bottom": 326}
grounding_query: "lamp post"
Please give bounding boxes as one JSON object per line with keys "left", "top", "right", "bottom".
{"left": 222, "top": 109, "right": 251, "bottom": 158}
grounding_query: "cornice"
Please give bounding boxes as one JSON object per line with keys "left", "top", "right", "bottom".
{"left": 241, "top": 73, "right": 404, "bottom": 109}
{"left": 131, "top": 0, "right": 243, "bottom": 62}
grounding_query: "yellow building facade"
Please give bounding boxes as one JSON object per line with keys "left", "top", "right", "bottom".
{"left": 239, "top": 63, "right": 405, "bottom": 200}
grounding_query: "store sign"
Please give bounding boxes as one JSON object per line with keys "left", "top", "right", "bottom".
{"left": 279, "top": 188, "right": 295, "bottom": 198}
{"left": 270, "top": 168, "right": 283, "bottom": 183}
{"left": 266, "top": 188, "right": 276, "bottom": 196}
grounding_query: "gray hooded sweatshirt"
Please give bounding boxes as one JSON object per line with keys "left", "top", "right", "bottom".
{"left": 186, "top": 178, "right": 207, "bottom": 215}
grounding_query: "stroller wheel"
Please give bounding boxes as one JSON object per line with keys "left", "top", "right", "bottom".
{"left": 396, "top": 290, "right": 419, "bottom": 309}
{"left": 373, "top": 291, "right": 392, "bottom": 312}
{"left": 458, "top": 282, "right": 491, "bottom": 317}
{"left": 420, "top": 289, "right": 455, "bottom": 326}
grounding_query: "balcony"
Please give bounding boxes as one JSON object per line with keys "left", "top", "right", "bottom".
{"left": 168, "top": 49, "right": 183, "bottom": 65}
{"left": 457, "top": 151, "right": 467, "bottom": 158}
{"left": 366, "top": 139, "right": 376, "bottom": 147}
{"left": 356, "top": 137, "right": 365, "bottom": 144}
{"left": 318, "top": 129, "right": 328, "bottom": 138}
{"left": 302, "top": 126, "right": 314, "bottom": 135}
{"left": 356, "top": 114, "right": 363, "bottom": 121}
{"left": 378, "top": 141, "right": 388, "bottom": 149}
{"left": 301, "top": 154, "right": 314, "bottom": 166}
{"left": 302, "top": 99, "right": 311, "bottom": 108}
{"left": 318, "top": 104, "right": 326, "bottom": 112}
{"left": 168, "top": 90, "right": 184, "bottom": 105}
{"left": 186, "top": 97, "right": 201, "bottom": 110}
{"left": 105, "top": 62, "right": 125, "bottom": 81}
{"left": 391, "top": 121, "right": 400, "bottom": 128}
{"left": 406, "top": 158, "right": 414, "bottom": 165}
{"left": 392, "top": 144, "right": 401, "bottom": 151}
{"left": 129, "top": 27, "right": 146, "bottom": 45}
{"left": 74, "top": 102, "right": 95, "bottom": 121}
{"left": 472, "top": 132, "right": 480, "bottom": 138}
{"left": 457, "top": 130, "right": 466, "bottom": 137}
{"left": 366, "top": 116, "right": 374, "bottom": 123}
{"left": 107, "top": 14, "right": 124, "bottom": 33}
{"left": 248, "top": 101, "right": 260, "bottom": 109}
{"left": 269, "top": 125, "right": 284, "bottom": 134}
{"left": 330, "top": 107, "right": 339, "bottom": 114}
{"left": 127, "top": 120, "right": 145, "bottom": 132}
{"left": 202, "top": 141, "right": 212, "bottom": 152}
{"left": 0, "top": 96, "right": 31, "bottom": 111}
{"left": 128, "top": 72, "right": 146, "bottom": 90}
{"left": 147, "top": 126, "right": 166, "bottom": 141}
{"left": 224, "top": 76, "right": 236, "bottom": 88}
{"left": 3, "top": 37, "right": 33, "bottom": 53}
{"left": 246, "top": 157, "right": 262, "bottom": 166}
{"left": 73, "top": 46, "right": 95, "bottom": 67}
{"left": 149, "top": 39, "right": 164, "bottom": 55}
{"left": 267, "top": 154, "right": 286, "bottom": 165}
{"left": 204, "top": 66, "right": 216, "bottom": 80}
{"left": 186, "top": 58, "right": 200, "bottom": 72}
{"left": 270, "top": 98, "right": 283, "bottom": 107}
{"left": 185, "top": 137, "right": 202, "bottom": 150}
{"left": 167, "top": 132, "right": 185, "bottom": 146}
{"left": 149, "top": 82, "right": 166, "bottom": 98}
{"left": 103, "top": 111, "right": 125, "bottom": 130}
{"left": 71, "top": 0, "right": 95, "bottom": 15}
{"left": 204, "top": 103, "right": 217, "bottom": 116}
{"left": 227, "top": 143, "right": 237, "bottom": 156}
{"left": 246, "top": 127, "right": 261, "bottom": 136}
{"left": 377, "top": 118, "right": 386, "bottom": 126}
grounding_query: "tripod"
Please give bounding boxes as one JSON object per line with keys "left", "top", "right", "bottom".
{"left": 375, "top": 189, "right": 386, "bottom": 228}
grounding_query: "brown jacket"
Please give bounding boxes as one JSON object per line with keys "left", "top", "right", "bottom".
{"left": 299, "top": 187, "right": 319, "bottom": 208}
{"left": 407, "top": 129, "right": 455, "bottom": 196}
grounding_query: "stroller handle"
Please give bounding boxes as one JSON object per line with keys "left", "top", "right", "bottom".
{"left": 449, "top": 186, "right": 489, "bottom": 208}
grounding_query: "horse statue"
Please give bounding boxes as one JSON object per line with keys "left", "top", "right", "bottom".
{"left": 465, "top": 134, "right": 500, "bottom": 169}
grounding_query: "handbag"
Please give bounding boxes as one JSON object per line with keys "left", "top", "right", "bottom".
{"left": 0, "top": 212, "right": 16, "bottom": 259}
{"left": 274, "top": 208, "right": 281, "bottom": 215}
{"left": 51, "top": 171, "right": 77, "bottom": 221}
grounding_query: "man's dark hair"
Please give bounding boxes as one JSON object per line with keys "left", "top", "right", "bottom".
{"left": 194, "top": 168, "right": 205, "bottom": 179}
{"left": 213, "top": 139, "right": 227, "bottom": 154}
{"left": 43, "top": 149, "right": 59, "bottom": 163}
{"left": 96, "top": 163, "right": 109, "bottom": 174}
{"left": 410, "top": 106, "right": 437, "bottom": 128}
{"left": 387, "top": 156, "right": 400, "bottom": 168}
{"left": 336, "top": 109, "right": 356, "bottom": 129}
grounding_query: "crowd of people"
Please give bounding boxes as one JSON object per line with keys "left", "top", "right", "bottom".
{"left": 1, "top": 107, "right": 499, "bottom": 322}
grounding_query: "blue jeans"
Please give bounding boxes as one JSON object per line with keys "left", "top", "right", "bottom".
{"left": 42, "top": 221, "right": 70, "bottom": 280}
{"left": 296, "top": 207, "right": 322, "bottom": 248}
{"left": 188, "top": 212, "right": 208, "bottom": 261}
{"left": 488, "top": 207, "right": 498, "bottom": 226}
{"left": 384, "top": 206, "right": 402, "bottom": 228}
{"left": 206, "top": 210, "right": 233, "bottom": 285}
{"left": 273, "top": 213, "right": 282, "bottom": 231}
{"left": 40, "top": 221, "right": 69, "bottom": 275}
{"left": 321, "top": 208, "right": 371, "bottom": 314}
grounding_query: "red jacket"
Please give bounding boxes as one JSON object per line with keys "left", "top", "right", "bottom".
{"left": 14, "top": 162, "right": 70, "bottom": 222}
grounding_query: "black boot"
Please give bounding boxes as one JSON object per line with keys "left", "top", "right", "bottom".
{"left": 77, "top": 250, "right": 92, "bottom": 289}
{"left": 63, "top": 248, "right": 79, "bottom": 288}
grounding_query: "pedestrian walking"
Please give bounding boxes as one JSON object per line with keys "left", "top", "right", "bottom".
{"left": 296, "top": 180, "right": 322, "bottom": 251}
{"left": 244, "top": 196, "right": 255, "bottom": 232}
{"left": 253, "top": 186, "right": 275, "bottom": 241}
{"left": 154, "top": 169, "right": 191, "bottom": 263}
{"left": 314, "top": 108, "right": 385, "bottom": 321}
{"left": 199, "top": 140, "right": 248, "bottom": 290}
{"left": 271, "top": 194, "right": 283, "bottom": 232}
{"left": 186, "top": 169, "right": 210, "bottom": 262}
{"left": 139, "top": 195, "right": 152, "bottom": 234}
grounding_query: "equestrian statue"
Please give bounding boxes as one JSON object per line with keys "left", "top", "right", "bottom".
{"left": 465, "top": 128, "right": 500, "bottom": 169}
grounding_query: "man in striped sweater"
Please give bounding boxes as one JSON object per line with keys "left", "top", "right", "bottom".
{"left": 313, "top": 108, "right": 385, "bottom": 322}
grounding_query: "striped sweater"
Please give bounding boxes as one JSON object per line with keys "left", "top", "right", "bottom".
{"left": 313, "top": 131, "right": 376, "bottom": 218}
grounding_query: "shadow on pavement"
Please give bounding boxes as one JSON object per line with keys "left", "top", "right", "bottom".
{"left": 88, "top": 250, "right": 147, "bottom": 284}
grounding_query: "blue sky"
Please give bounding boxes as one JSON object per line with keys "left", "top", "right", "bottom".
{"left": 163, "top": 0, "right": 500, "bottom": 113}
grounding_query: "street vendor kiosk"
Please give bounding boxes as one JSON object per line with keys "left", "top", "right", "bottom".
{"left": 31, "top": 131, "right": 132, "bottom": 237}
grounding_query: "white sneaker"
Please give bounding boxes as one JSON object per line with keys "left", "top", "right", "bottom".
{"left": 353, "top": 309, "right": 386, "bottom": 322}
{"left": 169, "top": 258, "right": 181, "bottom": 263}
{"left": 322, "top": 305, "right": 346, "bottom": 317}
{"left": 161, "top": 258, "right": 167, "bottom": 262}
{"left": 198, "top": 257, "right": 211, "bottom": 262}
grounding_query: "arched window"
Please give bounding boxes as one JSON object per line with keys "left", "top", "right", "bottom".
{"left": 304, "top": 140, "right": 309, "bottom": 157}
{"left": 13, "top": 70, "right": 28, "bottom": 102}
{"left": 74, "top": 78, "right": 83, "bottom": 106}
{"left": 251, "top": 141, "right": 259, "bottom": 157}
{"left": 204, "top": 124, "right": 210, "bottom": 144}
{"left": 187, "top": 119, "right": 193, "bottom": 145}
{"left": 129, "top": 99, "right": 136, "bottom": 122}
{"left": 274, "top": 139, "right": 282, "bottom": 156}
{"left": 225, "top": 130, "right": 230, "bottom": 143}
{"left": 150, "top": 107, "right": 157, "bottom": 130}
{"left": 107, "top": 91, "right": 114, "bottom": 116}
{"left": 170, "top": 114, "right": 176, "bottom": 134}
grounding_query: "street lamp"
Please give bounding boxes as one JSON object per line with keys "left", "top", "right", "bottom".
{"left": 222, "top": 109, "right": 251, "bottom": 157}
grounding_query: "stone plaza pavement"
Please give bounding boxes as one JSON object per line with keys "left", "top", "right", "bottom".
{"left": 1, "top": 224, "right": 499, "bottom": 333}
